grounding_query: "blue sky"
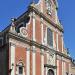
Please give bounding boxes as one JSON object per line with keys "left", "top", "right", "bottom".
{"left": 0, "top": 0, "right": 75, "bottom": 59}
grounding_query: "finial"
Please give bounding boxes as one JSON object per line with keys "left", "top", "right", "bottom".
{"left": 11, "top": 18, "right": 16, "bottom": 26}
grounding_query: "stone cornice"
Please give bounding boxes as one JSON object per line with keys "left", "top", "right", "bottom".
{"left": 8, "top": 32, "right": 71, "bottom": 60}
{"left": 44, "top": 64, "right": 57, "bottom": 69}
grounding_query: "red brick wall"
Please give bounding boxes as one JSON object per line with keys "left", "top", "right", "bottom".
{"left": 59, "top": 60, "right": 62, "bottom": 75}
{"left": 44, "top": 51, "right": 47, "bottom": 64}
{"left": 58, "top": 34, "right": 62, "bottom": 52}
{"left": 27, "top": 17, "right": 33, "bottom": 40}
{"left": 35, "top": 16, "right": 41, "bottom": 44}
{"left": 65, "top": 62, "right": 69, "bottom": 72}
{"left": 30, "top": 48, "right": 32, "bottom": 75}
{"left": 43, "top": 0, "right": 56, "bottom": 23}
{"left": 35, "top": 0, "right": 57, "bottom": 24}
{"left": 36, "top": 48, "right": 41, "bottom": 75}
{"left": 15, "top": 46, "right": 26, "bottom": 75}
{"left": 57, "top": 59, "right": 62, "bottom": 75}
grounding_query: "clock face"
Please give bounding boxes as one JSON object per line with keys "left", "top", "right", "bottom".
{"left": 20, "top": 27, "right": 28, "bottom": 37}
{"left": 45, "top": 0, "right": 51, "bottom": 15}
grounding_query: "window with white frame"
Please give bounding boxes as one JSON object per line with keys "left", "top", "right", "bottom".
{"left": 47, "top": 28, "right": 53, "bottom": 47}
{"left": 45, "top": 0, "right": 52, "bottom": 15}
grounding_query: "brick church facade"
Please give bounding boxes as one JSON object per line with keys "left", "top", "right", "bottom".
{"left": 0, "top": 0, "right": 75, "bottom": 75}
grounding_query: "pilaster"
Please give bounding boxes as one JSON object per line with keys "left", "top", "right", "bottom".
{"left": 10, "top": 43, "right": 15, "bottom": 75}
{"left": 26, "top": 47, "right": 30, "bottom": 75}
{"left": 32, "top": 12, "right": 36, "bottom": 41}
{"left": 40, "top": 49, "right": 44, "bottom": 75}
{"left": 32, "top": 46, "right": 36, "bottom": 75}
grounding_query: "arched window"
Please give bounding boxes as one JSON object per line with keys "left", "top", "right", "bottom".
{"left": 16, "top": 62, "right": 24, "bottom": 75}
{"left": 47, "top": 69, "right": 54, "bottom": 75}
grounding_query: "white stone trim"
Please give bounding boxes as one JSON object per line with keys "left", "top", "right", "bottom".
{"left": 9, "top": 38, "right": 27, "bottom": 48}
{"left": 44, "top": 27, "right": 47, "bottom": 46}
{"left": 41, "top": 49, "right": 44, "bottom": 75}
{"left": 26, "top": 47, "right": 30, "bottom": 75}
{"left": 40, "top": 0, "right": 43, "bottom": 13}
{"left": 46, "top": 67, "right": 48, "bottom": 75}
{"left": 41, "top": 18, "right": 44, "bottom": 45}
{"left": 32, "top": 46, "right": 36, "bottom": 75}
{"left": 53, "top": 32, "right": 56, "bottom": 49}
{"left": 10, "top": 43, "right": 15, "bottom": 75}
{"left": 57, "top": 55, "right": 62, "bottom": 60}
{"left": 57, "top": 60, "right": 59, "bottom": 75}
{"left": 32, "top": 12, "right": 36, "bottom": 41}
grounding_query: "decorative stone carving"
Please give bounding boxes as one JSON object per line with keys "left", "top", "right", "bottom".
{"left": 45, "top": 0, "right": 52, "bottom": 15}
{"left": 48, "top": 50, "right": 55, "bottom": 65}
{"left": 20, "top": 27, "right": 28, "bottom": 37}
